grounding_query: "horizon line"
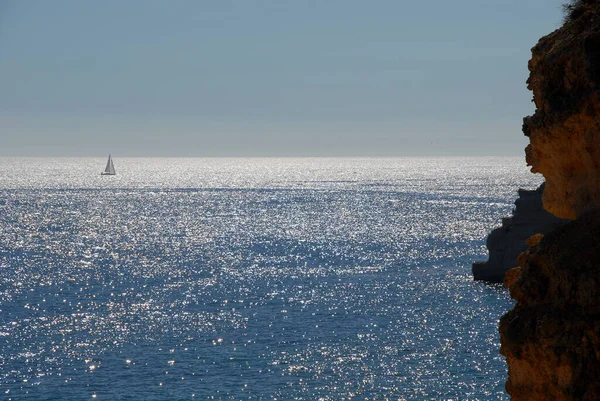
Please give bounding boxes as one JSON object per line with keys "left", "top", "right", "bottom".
{"left": 0, "top": 154, "right": 527, "bottom": 158}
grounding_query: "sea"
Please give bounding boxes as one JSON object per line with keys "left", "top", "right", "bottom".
{"left": 0, "top": 157, "right": 543, "bottom": 401}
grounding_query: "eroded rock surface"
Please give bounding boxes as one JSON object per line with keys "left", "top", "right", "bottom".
{"left": 500, "top": 211, "right": 600, "bottom": 401}
{"left": 523, "top": 2, "right": 600, "bottom": 219}
{"left": 472, "top": 184, "right": 567, "bottom": 283}
{"left": 500, "top": 2, "right": 600, "bottom": 399}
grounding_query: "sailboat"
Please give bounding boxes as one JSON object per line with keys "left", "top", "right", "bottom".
{"left": 101, "top": 154, "right": 116, "bottom": 175}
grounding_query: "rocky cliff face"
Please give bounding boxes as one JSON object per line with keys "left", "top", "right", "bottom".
{"left": 500, "top": 212, "right": 600, "bottom": 400}
{"left": 500, "top": 2, "right": 600, "bottom": 399}
{"left": 523, "top": 1, "right": 600, "bottom": 220}
{"left": 472, "top": 184, "right": 568, "bottom": 283}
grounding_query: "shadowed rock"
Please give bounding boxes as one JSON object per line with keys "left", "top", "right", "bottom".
{"left": 500, "top": 2, "right": 600, "bottom": 399}
{"left": 500, "top": 211, "right": 600, "bottom": 401}
{"left": 472, "top": 184, "right": 568, "bottom": 283}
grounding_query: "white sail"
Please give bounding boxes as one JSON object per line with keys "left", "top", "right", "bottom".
{"left": 101, "top": 154, "right": 116, "bottom": 175}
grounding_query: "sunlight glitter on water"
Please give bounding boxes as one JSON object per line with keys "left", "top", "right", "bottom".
{"left": 0, "top": 157, "right": 541, "bottom": 400}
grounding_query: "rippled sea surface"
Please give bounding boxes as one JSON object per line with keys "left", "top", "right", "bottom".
{"left": 0, "top": 157, "right": 542, "bottom": 400}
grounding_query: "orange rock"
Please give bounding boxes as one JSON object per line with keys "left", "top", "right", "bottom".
{"left": 523, "top": 4, "right": 600, "bottom": 219}
{"left": 500, "top": 4, "right": 600, "bottom": 398}
{"left": 525, "top": 233, "right": 544, "bottom": 247}
{"left": 499, "top": 211, "right": 600, "bottom": 400}
{"left": 504, "top": 266, "right": 521, "bottom": 289}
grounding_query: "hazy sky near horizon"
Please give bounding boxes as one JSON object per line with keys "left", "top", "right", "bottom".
{"left": 1, "top": 0, "right": 565, "bottom": 157}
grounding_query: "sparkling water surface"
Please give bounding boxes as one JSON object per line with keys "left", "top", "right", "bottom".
{"left": 0, "top": 157, "right": 542, "bottom": 400}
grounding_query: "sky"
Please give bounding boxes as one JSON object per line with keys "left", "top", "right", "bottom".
{"left": 0, "top": 0, "right": 566, "bottom": 157}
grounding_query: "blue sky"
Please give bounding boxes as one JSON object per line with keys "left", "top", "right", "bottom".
{"left": 1, "top": 0, "right": 565, "bottom": 156}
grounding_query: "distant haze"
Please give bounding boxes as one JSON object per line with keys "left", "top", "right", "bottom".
{"left": 0, "top": 0, "right": 565, "bottom": 156}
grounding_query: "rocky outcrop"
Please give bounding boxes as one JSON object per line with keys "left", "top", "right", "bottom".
{"left": 500, "top": 212, "right": 600, "bottom": 401}
{"left": 472, "top": 184, "right": 568, "bottom": 283}
{"left": 500, "top": 1, "right": 600, "bottom": 399}
{"left": 523, "top": 0, "right": 600, "bottom": 219}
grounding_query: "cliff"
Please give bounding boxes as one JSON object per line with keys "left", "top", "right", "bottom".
{"left": 500, "top": 1, "right": 600, "bottom": 399}
{"left": 523, "top": 0, "right": 600, "bottom": 220}
{"left": 472, "top": 184, "right": 568, "bottom": 283}
{"left": 500, "top": 212, "right": 600, "bottom": 400}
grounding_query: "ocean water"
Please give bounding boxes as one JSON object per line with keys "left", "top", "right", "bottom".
{"left": 0, "top": 157, "right": 543, "bottom": 400}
